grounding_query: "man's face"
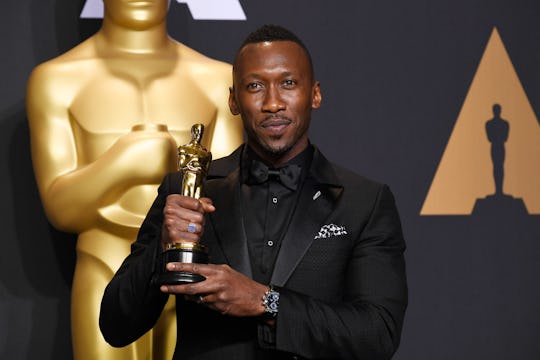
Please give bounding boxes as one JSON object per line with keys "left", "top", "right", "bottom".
{"left": 104, "top": 0, "right": 169, "bottom": 30}
{"left": 229, "top": 41, "right": 322, "bottom": 163}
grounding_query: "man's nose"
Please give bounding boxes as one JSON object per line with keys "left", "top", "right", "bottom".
{"left": 261, "top": 86, "right": 286, "bottom": 112}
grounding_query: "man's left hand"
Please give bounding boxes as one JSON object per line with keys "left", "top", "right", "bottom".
{"left": 160, "top": 263, "right": 268, "bottom": 317}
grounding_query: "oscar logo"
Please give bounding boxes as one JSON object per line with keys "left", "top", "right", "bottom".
{"left": 157, "top": 124, "right": 212, "bottom": 285}
{"left": 421, "top": 28, "right": 540, "bottom": 215}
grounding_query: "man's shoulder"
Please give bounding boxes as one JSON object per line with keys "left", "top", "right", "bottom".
{"left": 321, "top": 159, "right": 400, "bottom": 219}
{"left": 207, "top": 146, "right": 243, "bottom": 178}
{"left": 313, "top": 147, "right": 385, "bottom": 192}
{"left": 333, "top": 162, "right": 381, "bottom": 187}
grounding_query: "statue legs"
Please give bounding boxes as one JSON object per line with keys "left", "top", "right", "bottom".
{"left": 71, "top": 230, "right": 176, "bottom": 359}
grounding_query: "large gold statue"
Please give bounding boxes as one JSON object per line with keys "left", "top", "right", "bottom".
{"left": 25, "top": 0, "right": 242, "bottom": 359}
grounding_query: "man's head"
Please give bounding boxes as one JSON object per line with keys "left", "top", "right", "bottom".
{"left": 229, "top": 24, "right": 322, "bottom": 165}
{"left": 233, "top": 24, "right": 315, "bottom": 79}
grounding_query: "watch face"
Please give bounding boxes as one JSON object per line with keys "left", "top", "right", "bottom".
{"left": 264, "top": 289, "right": 280, "bottom": 315}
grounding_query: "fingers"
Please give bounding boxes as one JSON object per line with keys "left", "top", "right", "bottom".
{"left": 163, "top": 196, "right": 215, "bottom": 226}
{"left": 160, "top": 263, "right": 223, "bottom": 295}
{"left": 166, "top": 195, "right": 215, "bottom": 212}
{"left": 199, "top": 197, "right": 216, "bottom": 213}
{"left": 165, "top": 262, "right": 219, "bottom": 280}
{"left": 160, "top": 263, "right": 240, "bottom": 303}
{"left": 165, "top": 194, "right": 205, "bottom": 216}
{"left": 162, "top": 195, "right": 211, "bottom": 244}
{"left": 159, "top": 263, "right": 266, "bottom": 317}
{"left": 162, "top": 219, "right": 201, "bottom": 244}
{"left": 183, "top": 294, "right": 205, "bottom": 304}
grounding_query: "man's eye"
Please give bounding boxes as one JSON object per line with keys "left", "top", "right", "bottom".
{"left": 247, "top": 83, "right": 262, "bottom": 90}
{"left": 283, "top": 79, "right": 296, "bottom": 87}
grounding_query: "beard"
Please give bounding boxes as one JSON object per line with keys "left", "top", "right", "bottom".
{"left": 249, "top": 131, "right": 306, "bottom": 161}
{"left": 261, "top": 140, "right": 294, "bottom": 158}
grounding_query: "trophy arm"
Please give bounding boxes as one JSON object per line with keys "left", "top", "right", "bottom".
{"left": 26, "top": 66, "right": 178, "bottom": 233}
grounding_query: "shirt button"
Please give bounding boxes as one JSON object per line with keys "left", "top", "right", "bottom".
{"left": 272, "top": 197, "right": 278, "bottom": 204}
{"left": 267, "top": 240, "right": 274, "bottom": 247}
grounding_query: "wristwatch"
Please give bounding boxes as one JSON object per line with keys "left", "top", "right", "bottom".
{"left": 262, "top": 285, "right": 280, "bottom": 318}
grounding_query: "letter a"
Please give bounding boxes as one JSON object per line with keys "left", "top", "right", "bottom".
{"left": 80, "top": 0, "right": 246, "bottom": 20}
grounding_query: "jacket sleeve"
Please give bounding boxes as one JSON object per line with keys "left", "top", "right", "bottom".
{"left": 269, "top": 185, "right": 408, "bottom": 360}
{"left": 99, "top": 176, "right": 172, "bottom": 347}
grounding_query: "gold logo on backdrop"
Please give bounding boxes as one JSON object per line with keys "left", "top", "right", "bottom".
{"left": 421, "top": 27, "right": 540, "bottom": 215}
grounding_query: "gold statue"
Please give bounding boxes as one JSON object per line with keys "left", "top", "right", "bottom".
{"left": 158, "top": 123, "right": 212, "bottom": 285}
{"left": 25, "top": 0, "right": 242, "bottom": 359}
{"left": 178, "top": 124, "right": 212, "bottom": 199}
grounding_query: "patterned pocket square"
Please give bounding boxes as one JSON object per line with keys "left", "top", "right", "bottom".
{"left": 314, "top": 224, "right": 348, "bottom": 239}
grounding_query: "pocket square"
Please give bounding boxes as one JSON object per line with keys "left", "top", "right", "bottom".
{"left": 314, "top": 224, "right": 348, "bottom": 239}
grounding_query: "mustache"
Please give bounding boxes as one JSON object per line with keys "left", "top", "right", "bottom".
{"left": 260, "top": 115, "right": 293, "bottom": 126}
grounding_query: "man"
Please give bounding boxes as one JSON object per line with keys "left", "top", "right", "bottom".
{"left": 26, "top": 0, "right": 241, "bottom": 358}
{"left": 100, "top": 24, "right": 408, "bottom": 359}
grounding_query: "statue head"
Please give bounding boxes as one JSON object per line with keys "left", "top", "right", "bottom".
{"left": 191, "top": 124, "right": 204, "bottom": 144}
{"left": 103, "top": 0, "right": 170, "bottom": 30}
{"left": 492, "top": 103, "right": 502, "bottom": 117}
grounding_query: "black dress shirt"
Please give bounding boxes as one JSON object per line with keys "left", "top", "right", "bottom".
{"left": 240, "top": 145, "right": 314, "bottom": 284}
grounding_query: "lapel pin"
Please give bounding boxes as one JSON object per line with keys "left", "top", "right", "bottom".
{"left": 313, "top": 190, "right": 321, "bottom": 200}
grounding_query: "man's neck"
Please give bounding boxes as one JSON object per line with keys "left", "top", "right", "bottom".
{"left": 249, "top": 142, "right": 310, "bottom": 169}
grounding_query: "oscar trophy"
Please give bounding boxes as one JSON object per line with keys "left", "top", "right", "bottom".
{"left": 157, "top": 123, "right": 212, "bottom": 285}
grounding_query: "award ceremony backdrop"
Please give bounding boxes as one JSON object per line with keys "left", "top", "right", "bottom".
{"left": 1, "top": 0, "right": 539, "bottom": 359}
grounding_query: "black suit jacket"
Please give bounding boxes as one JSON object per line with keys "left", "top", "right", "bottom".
{"left": 100, "top": 145, "right": 408, "bottom": 360}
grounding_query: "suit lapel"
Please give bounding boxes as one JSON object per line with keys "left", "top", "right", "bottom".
{"left": 205, "top": 160, "right": 252, "bottom": 278}
{"left": 204, "top": 145, "right": 342, "bottom": 285}
{"left": 270, "top": 148, "right": 343, "bottom": 286}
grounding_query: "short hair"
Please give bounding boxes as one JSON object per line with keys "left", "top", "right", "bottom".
{"left": 233, "top": 24, "right": 314, "bottom": 76}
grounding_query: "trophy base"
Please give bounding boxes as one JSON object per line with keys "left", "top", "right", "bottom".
{"left": 158, "top": 271, "right": 206, "bottom": 285}
{"left": 156, "top": 243, "right": 209, "bottom": 286}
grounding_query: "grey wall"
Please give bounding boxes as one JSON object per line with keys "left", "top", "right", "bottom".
{"left": 1, "top": 0, "right": 539, "bottom": 359}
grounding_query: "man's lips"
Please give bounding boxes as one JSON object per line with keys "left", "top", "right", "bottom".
{"left": 260, "top": 116, "right": 292, "bottom": 133}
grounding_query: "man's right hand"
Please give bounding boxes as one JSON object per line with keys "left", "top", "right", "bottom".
{"left": 161, "top": 195, "right": 216, "bottom": 250}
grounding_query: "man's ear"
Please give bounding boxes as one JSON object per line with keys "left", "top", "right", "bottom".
{"left": 311, "top": 81, "right": 322, "bottom": 109}
{"left": 228, "top": 86, "right": 240, "bottom": 115}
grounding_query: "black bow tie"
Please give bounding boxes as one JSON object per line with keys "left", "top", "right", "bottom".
{"left": 248, "top": 160, "right": 302, "bottom": 190}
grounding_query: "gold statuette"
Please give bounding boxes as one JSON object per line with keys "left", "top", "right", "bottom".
{"left": 157, "top": 124, "right": 212, "bottom": 285}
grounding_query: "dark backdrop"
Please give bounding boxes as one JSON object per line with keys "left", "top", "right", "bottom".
{"left": 1, "top": 0, "right": 539, "bottom": 359}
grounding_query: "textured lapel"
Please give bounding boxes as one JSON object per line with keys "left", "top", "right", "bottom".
{"left": 270, "top": 147, "right": 343, "bottom": 286}
{"left": 205, "top": 147, "right": 252, "bottom": 278}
